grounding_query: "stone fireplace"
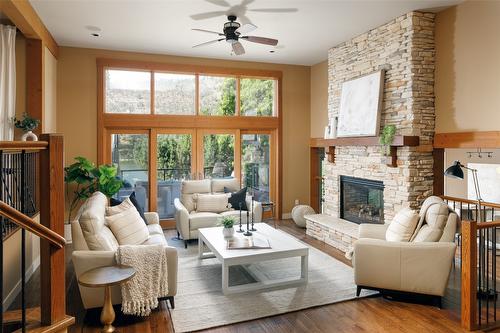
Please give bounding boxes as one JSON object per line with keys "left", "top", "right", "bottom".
{"left": 306, "top": 11, "right": 436, "bottom": 253}
{"left": 340, "top": 176, "right": 384, "bottom": 224}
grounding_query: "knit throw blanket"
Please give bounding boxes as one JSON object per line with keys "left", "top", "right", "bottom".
{"left": 116, "top": 244, "right": 169, "bottom": 316}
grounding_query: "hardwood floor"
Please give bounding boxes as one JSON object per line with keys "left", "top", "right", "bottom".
{"left": 61, "top": 219, "right": 476, "bottom": 333}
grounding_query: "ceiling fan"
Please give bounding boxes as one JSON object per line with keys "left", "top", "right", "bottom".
{"left": 192, "top": 15, "right": 278, "bottom": 56}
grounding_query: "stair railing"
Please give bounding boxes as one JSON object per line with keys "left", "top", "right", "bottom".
{"left": 0, "top": 134, "right": 72, "bottom": 332}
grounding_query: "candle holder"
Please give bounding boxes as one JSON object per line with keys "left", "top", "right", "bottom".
{"left": 244, "top": 210, "right": 252, "bottom": 236}
{"left": 249, "top": 196, "right": 257, "bottom": 231}
{"left": 237, "top": 203, "right": 244, "bottom": 233}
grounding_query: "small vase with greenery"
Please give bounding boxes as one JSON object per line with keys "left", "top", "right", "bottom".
{"left": 64, "top": 156, "right": 123, "bottom": 222}
{"left": 219, "top": 216, "right": 236, "bottom": 238}
{"left": 379, "top": 125, "right": 396, "bottom": 156}
{"left": 12, "top": 113, "right": 40, "bottom": 141}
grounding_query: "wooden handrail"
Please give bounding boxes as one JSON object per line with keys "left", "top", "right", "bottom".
{"left": 0, "top": 201, "right": 65, "bottom": 248}
{"left": 0, "top": 141, "right": 49, "bottom": 151}
{"left": 440, "top": 195, "right": 500, "bottom": 209}
{"left": 477, "top": 220, "right": 500, "bottom": 229}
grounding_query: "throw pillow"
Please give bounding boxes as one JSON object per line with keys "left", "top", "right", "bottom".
{"left": 106, "top": 198, "right": 150, "bottom": 245}
{"left": 110, "top": 192, "right": 148, "bottom": 224}
{"left": 224, "top": 187, "right": 247, "bottom": 210}
{"left": 385, "top": 208, "right": 419, "bottom": 242}
{"left": 196, "top": 194, "right": 229, "bottom": 213}
{"left": 79, "top": 192, "right": 119, "bottom": 251}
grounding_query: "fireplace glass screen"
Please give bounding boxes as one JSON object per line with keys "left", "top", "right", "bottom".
{"left": 340, "top": 176, "right": 384, "bottom": 224}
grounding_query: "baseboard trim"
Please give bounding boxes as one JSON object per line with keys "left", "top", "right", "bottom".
{"left": 3, "top": 256, "right": 40, "bottom": 309}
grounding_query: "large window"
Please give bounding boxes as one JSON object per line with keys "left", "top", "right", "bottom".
{"left": 155, "top": 73, "right": 195, "bottom": 115}
{"left": 99, "top": 59, "right": 282, "bottom": 223}
{"left": 105, "top": 70, "right": 151, "bottom": 114}
{"left": 240, "top": 78, "right": 275, "bottom": 116}
{"left": 199, "top": 76, "right": 237, "bottom": 116}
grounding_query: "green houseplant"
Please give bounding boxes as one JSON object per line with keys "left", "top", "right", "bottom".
{"left": 379, "top": 125, "right": 397, "bottom": 156}
{"left": 219, "top": 216, "right": 236, "bottom": 238}
{"left": 64, "top": 156, "right": 123, "bottom": 222}
{"left": 12, "top": 113, "right": 40, "bottom": 141}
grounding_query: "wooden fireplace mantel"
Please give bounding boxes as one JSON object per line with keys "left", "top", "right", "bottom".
{"left": 309, "top": 135, "right": 420, "bottom": 167}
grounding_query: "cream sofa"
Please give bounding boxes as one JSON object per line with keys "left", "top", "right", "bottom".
{"left": 353, "top": 196, "right": 459, "bottom": 303}
{"left": 174, "top": 178, "right": 263, "bottom": 247}
{"left": 71, "top": 192, "right": 178, "bottom": 309}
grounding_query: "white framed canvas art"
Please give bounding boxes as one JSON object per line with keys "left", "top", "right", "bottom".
{"left": 337, "top": 70, "right": 384, "bottom": 137}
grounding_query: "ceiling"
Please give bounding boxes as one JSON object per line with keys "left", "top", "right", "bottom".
{"left": 29, "top": 0, "right": 461, "bottom": 66}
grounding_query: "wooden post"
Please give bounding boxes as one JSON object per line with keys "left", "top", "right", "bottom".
{"left": 461, "top": 220, "right": 477, "bottom": 331}
{"left": 39, "top": 134, "right": 66, "bottom": 325}
{"left": 26, "top": 39, "right": 45, "bottom": 135}
{"left": 433, "top": 148, "right": 445, "bottom": 196}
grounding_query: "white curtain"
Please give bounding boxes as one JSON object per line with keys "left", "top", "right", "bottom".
{"left": 0, "top": 24, "right": 16, "bottom": 141}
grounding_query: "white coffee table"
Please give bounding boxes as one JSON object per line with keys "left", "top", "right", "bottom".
{"left": 198, "top": 223, "right": 309, "bottom": 295}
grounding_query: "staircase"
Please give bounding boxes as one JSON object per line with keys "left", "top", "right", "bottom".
{"left": 1, "top": 135, "right": 74, "bottom": 333}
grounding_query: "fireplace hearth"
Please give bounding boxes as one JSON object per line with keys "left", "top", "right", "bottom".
{"left": 340, "top": 176, "right": 384, "bottom": 224}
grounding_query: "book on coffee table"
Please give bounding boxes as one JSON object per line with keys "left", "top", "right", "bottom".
{"left": 227, "top": 237, "right": 271, "bottom": 250}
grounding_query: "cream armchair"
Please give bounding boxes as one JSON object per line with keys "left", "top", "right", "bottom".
{"left": 353, "top": 196, "right": 459, "bottom": 303}
{"left": 174, "top": 178, "right": 263, "bottom": 248}
{"left": 71, "top": 192, "right": 178, "bottom": 310}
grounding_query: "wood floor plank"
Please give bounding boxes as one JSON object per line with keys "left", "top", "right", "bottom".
{"left": 66, "top": 220, "right": 471, "bottom": 333}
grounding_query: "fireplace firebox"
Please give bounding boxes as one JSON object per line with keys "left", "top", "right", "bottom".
{"left": 340, "top": 176, "right": 384, "bottom": 224}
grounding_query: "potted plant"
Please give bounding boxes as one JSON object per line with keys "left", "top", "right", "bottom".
{"left": 219, "top": 216, "right": 236, "bottom": 238}
{"left": 379, "top": 125, "right": 396, "bottom": 156}
{"left": 64, "top": 156, "right": 123, "bottom": 242}
{"left": 12, "top": 113, "right": 40, "bottom": 141}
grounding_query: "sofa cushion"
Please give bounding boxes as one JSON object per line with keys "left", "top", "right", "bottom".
{"left": 105, "top": 199, "right": 150, "bottom": 245}
{"left": 385, "top": 208, "right": 419, "bottom": 242}
{"left": 142, "top": 233, "right": 168, "bottom": 246}
{"left": 189, "top": 212, "right": 221, "bottom": 230}
{"left": 110, "top": 192, "right": 147, "bottom": 224}
{"left": 212, "top": 178, "right": 239, "bottom": 193}
{"left": 147, "top": 224, "right": 164, "bottom": 236}
{"left": 181, "top": 179, "right": 211, "bottom": 212}
{"left": 196, "top": 193, "right": 229, "bottom": 213}
{"left": 225, "top": 187, "right": 248, "bottom": 210}
{"left": 79, "top": 192, "right": 119, "bottom": 251}
{"left": 412, "top": 202, "right": 450, "bottom": 242}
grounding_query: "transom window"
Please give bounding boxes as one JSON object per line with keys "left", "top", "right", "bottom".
{"left": 104, "top": 69, "right": 277, "bottom": 117}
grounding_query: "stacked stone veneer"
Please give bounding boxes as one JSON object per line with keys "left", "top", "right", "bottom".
{"left": 324, "top": 12, "right": 436, "bottom": 222}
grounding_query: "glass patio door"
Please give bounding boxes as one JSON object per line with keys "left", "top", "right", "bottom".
{"left": 155, "top": 129, "right": 196, "bottom": 219}
{"left": 241, "top": 131, "right": 274, "bottom": 203}
{"left": 110, "top": 131, "right": 150, "bottom": 211}
{"left": 197, "top": 129, "right": 240, "bottom": 181}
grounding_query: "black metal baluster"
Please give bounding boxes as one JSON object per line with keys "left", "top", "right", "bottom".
{"left": 491, "top": 223, "right": 497, "bottom": 321}
{"left": 1, "top": 150, "right": 4, "bottom": 333}
{"left": 479, "top": 227, "right": 483, "bottom": 326}
{"left": 487, "top": 227, "right": 490, "bottom": 323}
{"left": 21, "top": 150, "right": 26, "bottom": 333}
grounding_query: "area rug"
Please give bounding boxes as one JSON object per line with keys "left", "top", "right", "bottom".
{"left": 170, "top": 237, "right": 372, "bottom": 332}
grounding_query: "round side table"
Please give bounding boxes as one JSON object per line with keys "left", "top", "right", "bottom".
{"left": 78, "top": 265, "right": 136, "bottom": 333}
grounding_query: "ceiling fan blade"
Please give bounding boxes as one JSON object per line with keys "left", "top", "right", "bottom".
{"left": 190, "top": 11, "right": 226, "bottom": 20}
{"left": 192, "top": 28, "right": 224, "bottom": 36}
{"left": 205, "top": 0, "right": 231, "bottom": 7}
{"left": 232, "top": 41, "right": 245, "bottom": 55}
{"left": 193, "top": 39, "right": 224, "bottom": 48}
{"left": 242, "top": 36, "right": 278, "bottom": 46}
{"left": 241, "top": 0, "right": 255, "bottom": 6}
{"left": 235, "top": 23, "right": 257, "bottom": 35}
{"left": 249, "top": 8, "right": 298, "bottom": 13}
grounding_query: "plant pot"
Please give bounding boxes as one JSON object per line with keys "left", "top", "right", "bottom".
{"left": 222, "top": 227, "right": 234, "bottom": 238}
{"left": 21, "top": 131, "right": 38, "bottom": 141}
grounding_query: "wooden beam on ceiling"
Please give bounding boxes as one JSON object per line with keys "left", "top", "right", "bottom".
{"left": 0, "top": 0, "right": 58, "bottom": 58}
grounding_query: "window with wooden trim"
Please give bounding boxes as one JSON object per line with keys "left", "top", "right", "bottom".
{"left": 98, "top": 59, "right": 282, "bottom": 224}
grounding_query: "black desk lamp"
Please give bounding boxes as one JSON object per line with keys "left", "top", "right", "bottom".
{"left": 444, "top": 160, "right": 482, "bottom": 221}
